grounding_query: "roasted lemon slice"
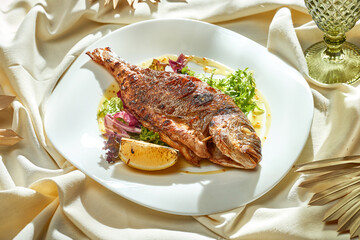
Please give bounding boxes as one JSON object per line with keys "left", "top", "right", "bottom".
{"left": 119, "top": 138, "right": 178, "bottom": 171}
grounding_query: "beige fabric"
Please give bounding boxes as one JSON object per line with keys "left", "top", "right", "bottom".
{"left": 0, "top": 0, "right": 359, "bottom": 239}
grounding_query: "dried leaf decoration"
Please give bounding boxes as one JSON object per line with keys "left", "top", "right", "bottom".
{"left": 149, "top": 59, "right": 168, "bottom": 71}
{"left": 0, "top": 95, "right": 22, "bottom": 146}
{"left": 101, "top": 0, "right": 160, "bottom": 9}
{"left": 296, "top": 155, "right": 360, "bottom": 238}
{"left": 0, "top": 129, "right": 23, "bottom": 146}
{"left": 0, "top": 95, "right": 15, "bottom": 111}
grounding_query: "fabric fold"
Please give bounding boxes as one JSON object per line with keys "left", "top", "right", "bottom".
{"left": 1, "top": 0, "right": 359, "bottom": 239}
{"left": 0, "top": 187, "right": 56, "bottom": 239}
{"left": 14, "top": 198, "right": 60, "bottom": 240}
{"left": 267, "top": 7, "right": 308, "bottom": 75}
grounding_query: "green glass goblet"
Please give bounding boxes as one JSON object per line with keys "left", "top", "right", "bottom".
{"left": 304, "top": 0, "right": 360, "bottom": 84}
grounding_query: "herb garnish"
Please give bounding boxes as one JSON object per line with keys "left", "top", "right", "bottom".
{"left": 139, "top": 126, "right": 167, "bottom": 146}
{"left": 196, "top": 69, "right": 262, "bottom": 115}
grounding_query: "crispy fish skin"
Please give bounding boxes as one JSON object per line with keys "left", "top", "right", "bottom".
{"left": 87, "top": 47, "right": 262, "bottom": 169}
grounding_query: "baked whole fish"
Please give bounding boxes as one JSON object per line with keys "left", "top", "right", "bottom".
{"left": 87, "top": 47, "right": 262, "bottom": 169}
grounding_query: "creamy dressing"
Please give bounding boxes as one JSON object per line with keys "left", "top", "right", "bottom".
{"left": 97, "top": 82, "right": 120, "bottom": 134}
{"left": 187, "top": 55, "right": 233, "bottom": 76}
{"left": 248, "top": 89, "right": 272, "bottom": 143}
{"left": 98, "top": 54, "right": 271, "bottom": 174}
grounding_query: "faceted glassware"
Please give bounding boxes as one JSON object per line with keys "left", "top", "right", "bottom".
{"left": 304, "top": 0, "right": 360, "bottom": 84}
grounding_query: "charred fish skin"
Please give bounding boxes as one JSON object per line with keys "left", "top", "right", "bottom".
{"left": 86, "top": 47, "right": 262, "bottom": 169}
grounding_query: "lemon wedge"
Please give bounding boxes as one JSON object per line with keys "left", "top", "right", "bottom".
{"left": 119, "top": 138, "right": 178, "bottom": 171}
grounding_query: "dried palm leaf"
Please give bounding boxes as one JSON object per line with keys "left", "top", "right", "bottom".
{"left": 97, "top": 0, "right": 160, "bottom": 9}
{"left": 350, "top": 216, "right": 360, "bottom": 238}
{"left": 295, "top": 154, "right": 360, "bottom": 237}
{"left": 299, "top": 167, "right": 360, "bottom": 188}
{"left": 0, "top": 95, "right": 22, "bottom": 146}
{"left": 0, "top": 95, "right": 15, "bottom": 111}
{"left": 338, "top": 201, "right": 360, "bottom": 232}
{"left": 296, "top": 155, "right": 360, "bottom": 173}
{"left": 309, "top": 177, "right": 360, "bottom": 205}
{"left": 323, "top": 188, "right": 360, "bottom": 222}
{"left": 0, "top": 129, "right": 23, "bottom": 146}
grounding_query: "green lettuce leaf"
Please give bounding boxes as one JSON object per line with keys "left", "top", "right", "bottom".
{"left": 98, "top": 97, "right": 123, "bottom": 118}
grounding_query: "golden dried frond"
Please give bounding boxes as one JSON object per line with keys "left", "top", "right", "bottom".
{"left": 296, "top": 155, "right": 360, "bottom": 238}
{"left": 102, "top": 0, "right": 160, "bottom": 9}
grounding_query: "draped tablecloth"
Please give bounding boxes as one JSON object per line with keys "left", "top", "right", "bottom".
{"left": 1, "top": 0, "right": 359, "bottom": 239}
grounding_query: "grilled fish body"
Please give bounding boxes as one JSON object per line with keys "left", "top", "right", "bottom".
{"left": 87, "top": 47, "right": 261, "bottom": 169}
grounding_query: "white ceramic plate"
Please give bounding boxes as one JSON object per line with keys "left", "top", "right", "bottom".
{"left": 44, "top": 19, "right": 313, "bottom": 216}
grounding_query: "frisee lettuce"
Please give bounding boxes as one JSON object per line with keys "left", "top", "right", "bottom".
{"left": 139, "top": 126, "right": 167, "bottom": 146}
{"left": 195, "top": 68, "right": 262, "bottom": 115}
{"left": 180, "top": 66, "right": 195, "bottom": 76}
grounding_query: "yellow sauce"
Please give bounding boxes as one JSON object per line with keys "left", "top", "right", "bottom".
{"left": 188, "top": 55, "right": 233, "bottom": 76}
{"left": 97, "top": 82, "right": 120, "bottom": 134}
{"left": 98, "top": 54, "right": 271, "bottom": 175}
{"left": 248, "top": 89, "right": 272, "bottom": 143}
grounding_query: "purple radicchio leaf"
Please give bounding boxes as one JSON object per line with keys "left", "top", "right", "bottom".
{"left": 104, "top": 114, "right": 130, "bottom": 137}
{"left": 168, "top": 54, "right": 188, "bottom": 73}
{"left": 113, "top": 111, "right": 140, "bottom": 128}
{"left": 104, "top": 114, "right": 141, "bottom": 135}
